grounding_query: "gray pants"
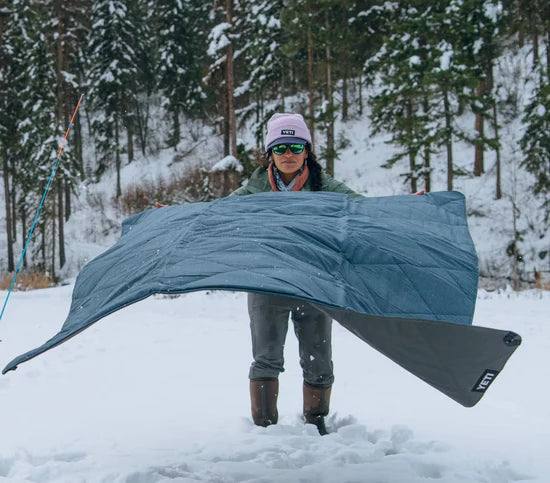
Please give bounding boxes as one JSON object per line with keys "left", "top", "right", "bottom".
{"left": 248, "top": 293, "right": 334, "bottom": 387}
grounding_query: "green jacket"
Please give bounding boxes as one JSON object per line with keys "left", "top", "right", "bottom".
{"left": 232, "top": 166, "right": 362, "bottom": 197}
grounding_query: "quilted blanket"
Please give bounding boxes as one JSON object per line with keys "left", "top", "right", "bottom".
{"left": 2, "top": 191, "right": 521, "bottom": 406}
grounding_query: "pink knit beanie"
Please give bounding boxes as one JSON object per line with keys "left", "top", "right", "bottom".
{"left": 265, "top": 113, "right": 312, "bottom": 151}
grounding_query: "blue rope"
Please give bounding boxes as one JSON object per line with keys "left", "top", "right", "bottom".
{"left": 0, "top": 153, "right": 63, "bottom": 321}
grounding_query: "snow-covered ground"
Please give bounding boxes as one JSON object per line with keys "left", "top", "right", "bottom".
{"left": 0, "top": 285, "right": 548, "bottom": 482}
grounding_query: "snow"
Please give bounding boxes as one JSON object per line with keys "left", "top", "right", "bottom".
{"left": 211, "top": 155, "right": 243, "bottom": 173}
{"left": 0, "top": 286, "right": 548, "bottom": 481}
{"left": 207, "top": 22, "right": 231, "bottom": 57}
{"left": 438, "top": 41, "right": 453, "bottom": 70}
{"left": 473, "top": 38, "right": 484, "bottom": 55}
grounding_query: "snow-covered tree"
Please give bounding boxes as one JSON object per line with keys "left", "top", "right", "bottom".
{"left": 366, "top": 2, "right": 436, "bottom": 193}
{"left": 0, "top": 3, "right": 16, "bottom": 272}
{"left": 236, "top": 0, "right": 284, "bottom": 148}
{"left": 520, "top": 60, "right": 550, "bottom": 219}
{"left": 206, "top": 0, "right": 243, "bottom": 158}
{"left": 154, "top": 0, "right": 209, "bottom": 148}
{"left": 87, "top": 0, "right": 145, "bottom": 197}
{"left": 1, "top": 0, "right": 65, "bottom": 274}
{"left": 458, "top": 0, "right": 503, "bottom": 176}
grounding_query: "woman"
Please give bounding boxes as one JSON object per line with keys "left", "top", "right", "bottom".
{"left": 233, "top": 113, "right": 361, "bottom": 435}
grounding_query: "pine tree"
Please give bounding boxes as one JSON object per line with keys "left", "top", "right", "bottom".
{"left": 127, "top": 0, "right": 155, "bottom": 158}
{"left": 520, "top": 58, "right": 550, "bottom": 219}
{"left": 281, "top": 0, "right": 323, "bottom": 151}
{"left": 458, "top": 0, "right": 502, "bottom": 176}
{"left": 366, "top": 2, "right": 435, "bottom": 193}
{"left": 336, "top": 1, "right": 378, "bottom": 121}
{"left": 236, "top": 0, "right": 285, "bottom": 149}
{"left": 87, "top": 0, "right": 143, "bottom": 197}
{"left": 352, "top": 2, "right": 396, "bottom": 117}
{"left": 155, "top": 0, "right": 209, "bottom": 149}
{"left": 0, "top": 0, "right": 31, "bottom": 258}
{"left": 206, "top": 0, "right": 243, "bottom": 158}
{"left": 20, "top": 2, "right": 61, "bottom": 275}
{"left": 0, "top": 4, "right": 15, "bottom": 272}
{"left": 425, "top": 0, "right": 481, "bottom": 191}
{"left": 0, "top": 0, "right": 62, "bottom": 274}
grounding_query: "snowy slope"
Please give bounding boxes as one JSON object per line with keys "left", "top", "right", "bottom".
{"left": 0, "top": 286, "right": 548, "bottom": 482}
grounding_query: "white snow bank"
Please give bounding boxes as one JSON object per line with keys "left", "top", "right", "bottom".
{"left": 0, "top": 287, "right": 547, "bottom": 482}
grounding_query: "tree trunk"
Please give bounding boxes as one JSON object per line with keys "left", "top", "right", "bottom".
{"left": 225, "top": 0, "right": 237, "bottom": 158}
{"left": 2, "top": 156, "right": 14, "bottom": 272}
{"left": 75, "top": 109, "right": 84, "bottom": 180}
{"left": 55, "top": 0, "right": 64, "bottom": 126}
{"left": 171, "top": 109, "right": 180, "bottom": 149}
{"left": 443, "top": 89, "right": 453, "bottom": 191}
{"left": 530, "top": 7, "right": 539, "bottom": 65}
{"left": 21, "top": 209, "right": 27, "bottom": 269}
{"left": 307, "top": 23, "right": 315, "bottom": 150}
{"left": 342, "top": 59, "right": 349, "bottom": 121}
{"left": 474, "top": 81, "right": 484, "bottom": 176}
{"left": 115, "top": 115, "right": 122, "bottom": 199}
{"left": 127, "top": 114, "right": 134, "bottom": 163}
{"left": 64, "top": 177, "right": 71, "bottom": 221}
{"left": 57, "top": 177, "right": 65, "bottom": 269}
{"left": 280, "top": 60, "right": 285, "bottom": 112}
{"left": 41, "top": 222, "right": 46, "bottom": 271}
{"left": 406, "top": 100, "right": 417, "bottom": 193}
{"left": 10, "top": 168, "right": 16, "bottom": 242}
{"left": 493, "top": 102, "right": 502, "bottom": 199}
{"left": 325, "top": 11, "right": 334, "bottom": 177}
{"left": 0, "top": 17, "right": 9, "bottom": 271}
{"left": 422, "top": 96, "right": 430, "bottom": 191}
{"left": 51, "top": 196, "right": 57, "bottom": 280}
{"left": 358, "top": 72, "right": 363, "bottom": 117}
{"left": 408, "top": 153, "right": 417, "bottom": 194}
{"left": 512, "top": 199, "right": 519, "bottom": 290}
{"left": 134, "top": 96, "right": 148, "bottom": 156}
{"left": 123, "top": 89, "right": 134, "bottom": 162}
{"left": 221, "top": 68, "right": 229, "bottom": 156}
{"left": 423, "top": 148, "right": 431, "bottom": 192}
{"left": 54, "top": 0, "right": 68, "bottom": 265}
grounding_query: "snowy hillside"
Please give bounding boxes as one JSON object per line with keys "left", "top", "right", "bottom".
{"left": 56, "top": 105, "right": 549, "bottom": 290}
{"left": 0, "top": 47, "right": 549, "bottom": 287}
{"left": 0, "top": 286, "right": 548, "bottom": 482}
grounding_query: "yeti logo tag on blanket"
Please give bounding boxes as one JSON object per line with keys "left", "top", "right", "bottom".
{"left": 472, "top": 370, "right": 499, "bottom": 392}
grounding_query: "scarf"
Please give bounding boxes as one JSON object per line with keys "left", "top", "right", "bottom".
{"left": 268, "top": 161, "right": 309, "bottom": 192}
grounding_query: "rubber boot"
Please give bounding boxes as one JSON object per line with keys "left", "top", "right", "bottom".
{"left": 250, "top": 378, "right": 279, "bottom": 427}
{"left": 303, "top": 382, "right": 331, "bottom": 435}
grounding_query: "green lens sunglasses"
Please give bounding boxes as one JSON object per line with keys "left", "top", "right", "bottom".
{"left": 272, "top": 143, "right": 305, "bottom": 155}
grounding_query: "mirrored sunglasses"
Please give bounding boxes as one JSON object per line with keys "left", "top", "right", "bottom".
{"left": 272, "top": 143, "right": 305, "bottom": 155}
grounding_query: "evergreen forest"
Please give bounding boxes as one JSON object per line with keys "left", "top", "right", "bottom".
{"left": 0, "top": 0, "right": 549, "bottom": 284}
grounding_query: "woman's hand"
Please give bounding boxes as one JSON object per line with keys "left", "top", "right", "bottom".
{"left": 155, "top": 202, "right": 167, "bottom": 208}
